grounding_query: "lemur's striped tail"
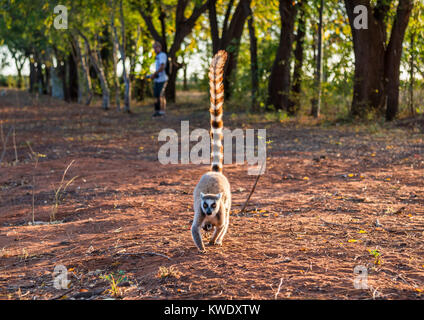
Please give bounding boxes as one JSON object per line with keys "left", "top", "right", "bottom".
{"left": 209, "top": 50, "right": 227, "bottom": 173}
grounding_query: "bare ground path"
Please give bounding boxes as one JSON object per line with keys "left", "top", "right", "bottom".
{"left": 0, "top": 89, "right": 423, "bottom": 299}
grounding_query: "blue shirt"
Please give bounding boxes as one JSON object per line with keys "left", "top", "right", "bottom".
{"left": 155, "top": 52, "right": 168, "bottom": 83}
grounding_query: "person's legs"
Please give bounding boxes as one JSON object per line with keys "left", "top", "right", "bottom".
{"left": 153, "top": 81, "right": 166, "bottom": 116}
{"left": 154, "top": 98, "right": 160, "bottom": 112}
{"left": 153, "top": 82, "right": 162, "bottom": 116}
{"left": 159, "top": 81, "right": 167, "bottom": 115}
{"left": 153, "top": 82, "right": 161, "bottom": 110}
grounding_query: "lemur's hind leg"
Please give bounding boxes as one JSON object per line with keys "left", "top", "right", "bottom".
{"left": 215, "top": 208, "right": 230, "bottom": 245}
{"left": 209, "top": 225, "right": 225, "bottom": 245}
{"left": 215, "top": 222, "right": 228, "bottom": 245}
{"left": 210, "top": 207, "right": 228, "bottom": 245}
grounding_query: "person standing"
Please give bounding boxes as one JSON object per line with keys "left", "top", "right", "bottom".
{"left": 147, "top": 41, "right": 168, "bottom": 117}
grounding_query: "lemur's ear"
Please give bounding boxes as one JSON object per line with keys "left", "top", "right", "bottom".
{"left": 200, "top": 192, "right": 205, "bottom": 199}
{"left": 216, "top": 193, "right": 223, "bottom": 200}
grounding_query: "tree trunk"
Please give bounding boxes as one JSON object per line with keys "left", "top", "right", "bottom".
{"left": 111, "top": 40, "right": 120, "bottom": 111}
{"left": 167, "top": 68, "right": 178, "bottom": 103}
{"left": 208, "top": 0, "right": 251, "bottom": 99}
{"left": 59, "top": 59, "right": 69, "bottom": 101}
{"left": 159, "top": 6, "right": 168, "bottom": 53}
{"left": 267, "top": 0, "right": 297, "bottom": 111}
{"left": 74, "top": 36, "right": 93, "bottom": 105}
{"left": 16, "top": 68, "right": 23, "bottom": 89}
{"left": 384, "top": 0, "right": 413, "bottom": 121}
{"left": 36, "top": 61, "right": 45, "bottom": 95}
{"left": 14, "top": 58, "right": 25, "bottom": 89}
{"left": 138, "top": 0, "right": 209, "bottom": 103}
{"left": 208, "top": 0, "right": 220, "bottom": 54}
{"left": 119, "top": 0, "right": 131, "bottom": 112}
{"left": 11, "top": 50, "right": 26, "bottom": 89}
{"left": 29, "top": 60, "right": 36, "bottom": 93}
{"left": 222, "top": 0, "right": 252, "bottom": 99}
{"left": 311, "top": 0, "right": 323, "bottom": 118}
{"left": 247, "top": 8, "right": 258, "bottom": 112}
{"left": 409, "top": 33, "right": 415, "bottom": 116}
{"left": 165, "top": 1, "right": 209, "bottom": 102}
{"left": 45, "top": 65, "right": 51, "bottom": 95}
{"left": 345, "top": 0, "right": 386, "bottom": 117}
{"left": 182, "top": 61, "right": 188, "bottom": 91}
{"left": 345, "top": 0, "right": 413, "bottom": 120}
{"left": 128, "top": 27, "right": 140, "bottom": 101}
{"left": 68, "top": 53, "right": 79, "bottom": 102}
{"left": 110, "top": 0, "right": 121, "bottom": 111}
{"left": 80, "top": 32, "right": 110, "bottom": 110}
{"left": 93, "top": 50, "right": 110, "bottom": 110}
{"left": 288, "top": 0, "right": 306, "bottom": 116}
{"left": 69, "top": 40, "right": 82, "bottom": 102}
{"left": 50, "top": 65, "right": 64, "bottom": 99}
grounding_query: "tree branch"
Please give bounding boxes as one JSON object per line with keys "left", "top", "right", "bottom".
{"left": 208, "top": 0, "right": 220, "bottom": 53}
{"left": 137, "top": 6, "right": 163, "bottom": 45}
{"left": 221, "top": 0, "right": 251, "bottom": 49}
{"left": 222, "top": 0, "right": 235, "bottom": 38}
{"left": 169, "top": 0, "right": 209, "bottom": 58}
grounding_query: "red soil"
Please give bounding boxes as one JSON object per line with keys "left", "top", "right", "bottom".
{"left": 0, "top": 89, "right": 423, "bottom": 300}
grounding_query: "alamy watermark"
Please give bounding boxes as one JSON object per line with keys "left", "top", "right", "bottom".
{"left": 353, "top": 265, "right": 368, "bottom": 289}
{"left": 53, "top": 5, "right": 68, "bottom": 30}
{"left": 158, "top": 121, "right": 266, "bottom": 175}
{"left": 51, "top": 4, "right": 367, "bottom": 31}
{"left": 53, "top": 264, "right": 70, "bottom": 289}
{"left": 353, "top": 5, "right": 368, "bottom": 30}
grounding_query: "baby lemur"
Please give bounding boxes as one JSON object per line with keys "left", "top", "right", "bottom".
{"left": 191, "top": 50, "right": 231, "bottom": 253}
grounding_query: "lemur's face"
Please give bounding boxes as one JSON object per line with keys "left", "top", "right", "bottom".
{"left": 200, "top": 192, "right": 222, "bottom": 216}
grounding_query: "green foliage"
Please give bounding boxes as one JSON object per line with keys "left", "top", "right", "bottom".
{"left": 0, "top": 74, "right": 7, "bottom": 86}
{"left": 0, "top": 0, "right": 422, "bottom": 119}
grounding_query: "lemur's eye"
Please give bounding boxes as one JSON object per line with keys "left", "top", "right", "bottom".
{"left": 203, "top": 203, "right": 207, "bottom": 208}
{"left": 211, "top": 203, "right": 216, "bottom": 208}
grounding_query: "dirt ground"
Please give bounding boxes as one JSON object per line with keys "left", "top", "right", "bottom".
{"left": 0, "top": 88, "right": 423, "bottom": 300}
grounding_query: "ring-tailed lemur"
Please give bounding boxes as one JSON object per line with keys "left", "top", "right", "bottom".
{"left": 191, "top": 50, "right": 231, "bottom": 253}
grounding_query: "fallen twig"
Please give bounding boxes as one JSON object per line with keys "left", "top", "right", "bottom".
{"left": 71, "top": 288, "right": 105, "bottom": 299}
{"left": 51, "top": 160, "right": 78, "bottom": 221}
{"left": 239, "top": 159, "right": 266, "bottom": 215}
{"left": 50, "top": 288, "right": 73, "bottom": 300}
{"left": 274, "top": 277, "right": 284, "bottom": 299}
{"left": 141, "top": 251, "right": 171, "bottom": 260}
